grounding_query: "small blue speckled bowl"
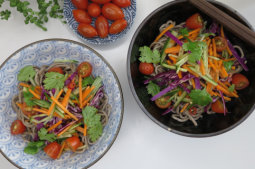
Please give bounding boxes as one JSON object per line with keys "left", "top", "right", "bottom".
{"left": 0, "top": 39, "right": 124, "bottom": 169}
{"left": 63, "top": 0, "right": 136, "bottom": 44}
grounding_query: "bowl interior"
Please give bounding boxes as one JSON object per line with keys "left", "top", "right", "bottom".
{"left": 128, "top": 0, "right": 255, "bottom": 137}
{"left": 0, "top": 39, "right": 123, "bottom": 168}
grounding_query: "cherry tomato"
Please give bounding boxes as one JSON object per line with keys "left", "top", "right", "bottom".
{"left": 95, "top": 15, "right": 109, "bottom": 38}
{"left": 112, "top": 0, "right": 131, "bottom": 8}
{"left": 102, "top": 3, "right": 124, "bottom": 21}
{"left": 91, "top": 0, "right": 111, "bottom": 4}
{"left": 232, "top": 74, "right": 249, "bottom": 90}
{"left": 77, "top": 23, "right": 98, "bottom": 38}
{"left": 71, "top": 0, "right": 88, "bottom": 10}
{"left": 73, "top": 9, "right": 92, "bottom": 24}
{"left": 22, "top": 102, "right": 38, "bottom": 116}
{"left": 211, "top": 100, "right": 227, "bottom": 113}
{"left": 186, "top": 13, "right": 204, "bottom": 30}
{"left": 155, "top": 96, "right": 171, "bottom": 109}
{"left": 189, "top": 107, "right": 197, "bottom": 115}
{"left": 87, "top": 3, "right": 101, "bottom": 18}
{"left": 77, "top": 62, "right": 92, "bottom": 77}
{"left": 48, "top": 67, "right": 63, "bottom": 74}
{"left": 68, "top": 82, "right": 76, "bottom": 89}
{"left": 64, "top": 141, "right": 83, "bottom": 151}
{"left": 11, "top": 120, "right": 26, "bottom": 135}
{"left": 214, "top": 36, "right": 228, "bottom": 52}
{"left": 44, "top": 142, "right": 61, "bottom": 159}
{"left": 109, "top": 19, "right": 127, "bottom": 34}
{"left": 65, "top": 136, "right": 80, "bottom": 152}
{"left": 139, "top": 62, "right": 154, "bottom": 75}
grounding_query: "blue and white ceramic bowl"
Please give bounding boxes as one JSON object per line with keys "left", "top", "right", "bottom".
{"left": 64, "top": 0, "right": 136, "bottom": 44}
{"left": 0, "top": 39, "right": 124, "bottom": 168}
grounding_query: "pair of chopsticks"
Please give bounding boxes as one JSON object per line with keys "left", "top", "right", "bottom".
{"left": 188, "top": 0, "right": 255, "bottom": 48}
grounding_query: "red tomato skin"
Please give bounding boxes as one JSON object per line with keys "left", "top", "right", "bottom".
{"left": 11, "top": 120, "right": 26, "bottom": 135}
{"left": 155, "top": 96, "right": 171, "bottom": 109}
{"left": 214, "top": 36, "right": 228, "bottom": 52}
{"left": 48, "top": 67, "right": 64, "bottom": 74}
{"left": 68, "top": 82, "right": 76, "bottom": 89}
{"left": 211, "top": 100, "right": 226, "bottom": 113}
{"left": 186, "top": 13, "right": 204, "bottom": 30}
{"left": 77, "top": 62, "right": 92, "bottom": 77}
{"left": 109, "top": 19, "right": 127, "bottom": 34}
{"left": 87, "top": 3, "right": 101, "bottom": 17}
{"left": 73, "top": 9, "right": 92, "bottom": 24}
{"left": 112, "top": 0, "right": 131, "bottom": 8}
{"left": 102, "top": 3, "right": 124, "bottom": 21}
{"left": 91, "top": 0, "right": 111, "bottom": 4}
{"left": 95, "top": 15, "right": 109, "bottom": 38}
{"left": 71, "top": 0, "right": 88, "bottom": 10}
{"left": 65, "top": 136, "right": 81, "bottom": 152}
{"left": 77, "top": 23, "right": 98, "bottom": 38}
{"left": 139, "top": 62, "right": 154, "bottom": 75}
{"left": 22, "top": 102, "right": 38, "bottom": 116}
{"left": 232, "top": 74, "right": 249, "bottom": 90}
{"left": 44, "top": 142, "right": 61, "bottom": 159}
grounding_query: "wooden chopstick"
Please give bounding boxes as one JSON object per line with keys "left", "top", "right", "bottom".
{"left": 188, "top": 0, "right": 255, "bottom": 48}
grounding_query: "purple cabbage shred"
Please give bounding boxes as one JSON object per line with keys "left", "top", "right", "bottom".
{"left": 65, "top": 72, "right": 78, "bottom": 86}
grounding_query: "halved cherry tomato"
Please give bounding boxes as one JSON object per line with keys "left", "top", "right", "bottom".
{"left": 87, "top": 3, "right": 101, "bottom": 18}
{"left": 22, "top": 102, "right": 38, "bottom": 116}
{"left": 91, "top": 0, "right": 111, "bottom": 4}
{"left": 77, "top": 62, "right": 92, "bottom": 77}
{"left": 11, "top": 120, "right": 26, "bottom": 135}
{"left": 95, "top": 15, "right": 109, "bottom": 38}
{"left": 109, "top": 19, "right": 127, "bottom": 34}
{"left": 155, "top": 96, "right": 171, "bottom": 109}
{"left": 186, "top": 13, "right": 204, "bottom": 30}
{"left": 232, "top": 74, "right": 249, "bottom": 90}
{"left": 112, "top": 0, "right": 131, "bottom": 8}
{"left": 73, "top": 9, "right": 92, "bottom": 24}
{"left": 139, "top": 62, "right": 154, "bottom": 75}
{"left": 102, "top": 3, "right": 124, "bottom": 21}
{"left": 48, "top": 67, "right": 63, "bottom": 74}
{"left": 64, "top": 141, "right": 83, "bottom": 151}
{"left": 214, "top": 36, "right": 228, "bottom": 52}
{"left": 77, "top": 23, "right": 98, "bottom": 38}
{"left": 212, "top": 100, "right": 227, "bottom": 113}
{"left": 44, "top": 142, "right": 61, "bottom": 159}
{"left": 68, "top": 82, "right": 76, "bottom": 89}
{"left": 71, "top": 0, "right": 88, "bottom": 10}
{"left": 189, "top": 107, "right": 197, "bottom": 115}
{"left": 65, "top": 136, "right": 80, "bottom": 152}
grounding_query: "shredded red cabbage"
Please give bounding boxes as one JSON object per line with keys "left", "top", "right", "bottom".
{"left": 40, "top": 86, "right": 46, "bottom": 100}
{"left": 194, "top": 77, "right": 201, "bottom": 89}
{"left": 162, "top": 107, "right": 173, "bottom": 115}
{"left": 179, "top": 84, "right": 191, "bottom": 94}
{"left": 68, "top": 105, "right": 82, "bottom": 113}
{"left": 143, "top": 70, "right": 176, "bottom": 84}
{"left": 65, "top": 72, "right": 78, "bottom": 86}
{"left": 196, "top": 60, "right": 201, "bottom": 65}
{"left": 218, "top": 90, "right": 226, "bottom": 116}
{"left": 165, "top": 31, "right": 183, "bottom": 46}
{"left": 206, "top": 21, "right": 220, "bottom": 35}
{"left": 90, "top": 86, "right": 104, "bottom": 107}
{"left": 52, "top": 88, "right": 56, "bottom": 95}
{"left": 54, "top": 120, "right": 77, "bottom": 135}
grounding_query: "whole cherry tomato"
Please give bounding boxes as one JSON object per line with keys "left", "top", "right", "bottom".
{"left": 87, "top": 3, "right": 101, "bottom": 17}
{"left": 109, "top": 19, "right": 127, "bottom": 34}
{"left": 232, "top": 74, "right": 249, "bottom": 90}
{"left": 44, "top": 142, "right": 61, "bottom": 159}
{"left": 73, "top": 9, "right": 92, "bottom": 24}
{"left": 212, "top": 100, "right": 227, "bottom": 113}
{"left": 22, "top": 102, "right": 38, "bottom": 116}
{"left": 112, "top": 0, "right": 131, "bottom": 8}
{"left": 102, "top": 3, "right": 124, "bottom": 21}
{"left": 11, "top": 120, "right": 26, "bottom": 135}
{"left": 186, "top": 13, "right": 204, "bottom": 30}
{"left": 95, "top": 15, "right": 109, "bottom": 38}
{"left": 155, "top": 96, "right": 171, "bottom": 109}
{"left": 139, "top": 62, "right": 154, "bottom": 75}
{"left": 77, "top": 23, "right": 98, "bottom": 38}
{"left": 214, "top": 36, "right": 228, "bottom": 52}
{"left": 48, "top": 67, "right": 63, "bottom": 74}
{"left": 71, "top": 0, "right": 88, "bottom": 10}
{"left": 77, "top": 62, "right": 92, "bottom": 77}
{"left": 91, "top": 0, "right": 111, "bottom": 4}
{"left": 65, "top": 136, "right": 81, "bottom": 152}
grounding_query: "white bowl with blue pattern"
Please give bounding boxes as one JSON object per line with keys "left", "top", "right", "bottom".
{"left": 64, "top": 0, "right": 136, "bottom": 44}
{"left": 0, "top": 39, "right": 124, "bottom": 169}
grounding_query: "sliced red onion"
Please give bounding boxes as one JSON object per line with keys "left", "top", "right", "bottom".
{"left": 65, "top": 72, "right": 78, "bottom": 86}
{"left": 194, "top": 77, "right": 201, "bottom": 89}
{"left": 218, "top": 90, "right": 226, "bottom": 116}
{"left": 165, "top": 31, "right": 183, "bottom": 46}
{"left": 162, "top": 107, "right": 173, "bottom": 115}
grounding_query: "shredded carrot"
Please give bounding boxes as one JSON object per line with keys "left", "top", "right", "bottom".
{"left": 182, "top": 66, "right": 199, "bottom": 77}
{"left": 221, "top": 26, "right": 225, "bottom": 38}
{"left": 178, "top": 90, "right": 182, "bottom": 97}
{"left": 206, "top": 83, "right": 212, "bottom": 93}
{"left": 231, "top": 66, "right": 236, "bottom": 70}
{"left": 231, "top": 91, "right": 239, "bottom": 98}
{"left": 79, "top": 76, "right": 82, "bottom": 108}
{"left": 16, "top": 102, "right": 22, "bottom": 109}
{"left": 166, "top": 60, "right": 172, "bottom": 65}
{"left": 154, "top": 24, "right": 174, "bottom": 42}
{"left": 200, "top": 81, "right": 206, "bottom": 87}
{"left": 218, "top": 60, "right": 223, "bottom": 69}
{"left": 209, "top": 44, "right": 213, "bottom": 56}
{"left": 200, "top": 58, "right": 206, "bottom": 75}
{"left": 51, "top": 96, "right": 78, "bottom": 121}
{"left": 82, "top": 95, "right": 93, "bottom": 108}
{"left": 180, "top": 103, "right": 189, "bottom": 113}
{"left": 47, "top": 120, "right": 62, "bottom": 131}
{"left": 33, "top": 108, "right": 48, "bottom": 114}
{"left": 82, "top": 86, "right": 95, "bottom": 101}
{"left": 177, "top": 28, "right": 201, "bottom": 40}
{"left": 34, "top": 86, "right": 42, "bottom": 96}
{"left": 28, "top": 88, "right": 40, "bottom": 99}
{"left": 47, "top": 89, "right": 63, "bottom": 116}
{"left": 19, "top": 83, "right": 31, "bottom": 88}
{"left": 57, "top": 124, "right": 74, "bottom": 137}
{"left": 212, "top": 38, "right": 217, "bottom": 57}
{"left": 62, "top": 88, "right": 72, "bottom": 108}
{"left": 224, "top": 58, "right": 235, "bottom": 62}
{"left": 216, "top": 85, "right": 231, "bottom": 96}
{"left": 71, "top": 100, "right": 79, "bottom": 104}
{"left": 218, "top": 81, "right": 229, "bottom": 90}
{"left": 57, "top": 141, "right": 66, "bottom": 159}
{"left": 169, "top": 56, "right": 177, "bottom": 64}
{"left": 64, "top": 115, "right": 71, "bottom": 119}
{"left": 165, "top": 45, "right": 181, "bottom": 54}
{"left": 209, "top": 90, "right": 217, "bottom": 96}
{"left": 227, "top": 46, "right": 233, "bottom": 56}
{"left": 223, "top": 82, "right": 231, "bottom": 87}
{"left": 216, "top": 92, "right": 231, "bottom": 101}
{"left": 220, "top": 66, "right": 228, "bottom": 78}
{"left": 191, "top": 79, "right": 196, "bottom": 89}
{"left": 178, "top": 71, "right": 182, "bottom": 79}
{"left": 208, "top": 59, "right": 218, "bottom": 73}
{"left": 214, "top": 59, "right": 218, "bottom": 69}
{"left": 84, "top": 124, "right": 87, "bottom": 136}
{"left": 207, "top": 39, "right": 211, "bottom": 47}
{"left": 76, "top": 126, "right": 84, "bottom": 133}
{"left": 72, "top": 133, "right": 79, "bottom": 137}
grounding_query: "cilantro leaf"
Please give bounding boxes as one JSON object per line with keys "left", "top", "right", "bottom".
{"left": 228, "top": 84, "right": 235, "bottom": 92}
{"left": 223, "top": 61, "right": 234, "bottom": 72}
{"left": 82, "top": 106, "right": 100, "bottom": 128}
{"left": 27, "top": 141, "right": 45, "bottom": 147}
{"left": 147, "top": 81, "right": 160, "bottom": 96}
{"left": 82, "top": 77, "right": 94, "bottom": 87}
{"left": 179, "top": 28, "right": 189, "bottom": 36}
{"left": 199, "top": 33, "right": 215, "bottom": 38}
{"left": 24, "top": 141, "right": 45, "bottom": 155}
{"left": 43, "top": 72, "right": 65, "bottom": 90}
{"left": 189, "top": 88, "right": 212, "bottom": 106}
{"left": 23, "top": 87, "right": 36, "bottom": 106}
{"left": 183, "top": 41, "right": 207, "bottom": 63}
{"left": 139, "top": 46, "right": 160, "bottom": 64}
{"left": 38, "top": 128, "right": 56, "bottom": 142}
{"left": 18, "top": 66, "right": 36, "bottom": 81}
{"left": 88, "top": 122, "right": 103, "bottom": 142}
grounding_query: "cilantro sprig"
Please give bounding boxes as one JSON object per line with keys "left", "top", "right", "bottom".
{"left": 228, "top": 84, "right": 235, "bottom": 92}
{"left": 139, "top": 46, "right": 160, "bottom": 64}
{"left": 18, "top": 66, "right": 36, "bottom": 82}
{"left": 38, "top": 128, "right": 56, "bottom": 142}
{"left": 189, "top": 88, "right": 212, "bottom": 106}
{"left": 223, "top": 61, "right": 234, "bottom": 72}
{"left": 43, "top": 72, "right": 66, "bottom": 90}
{"left": 147, "top": 81, "right": 160, "bottom": 96}
{"left": 24, "top": 141, "right": 45, "bottom": 155}
{"left": 23, "top": 87, "right": 36, "bottom": 106}
{"left": 82, "top": 77, "right": 94, "bottom": 87}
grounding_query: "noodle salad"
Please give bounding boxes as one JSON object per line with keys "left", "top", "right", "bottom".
{"left": 138, "top": 13, "right": 249, "bottom": 126}
{"left": 11, "top": 61, "right": 111, "bottom": 159}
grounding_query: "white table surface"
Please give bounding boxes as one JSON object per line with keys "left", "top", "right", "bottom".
{"left": 1, "top": 0, "right": 255, "bottom": 168}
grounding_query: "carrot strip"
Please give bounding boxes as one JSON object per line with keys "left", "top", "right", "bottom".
{"left": 182, "top": 66, "right": 199, "bottom": 77}
{"left": 84, "top": 124, "right": 87, "bottom": 136}
{"left": 62, "top": 88, "right": 72, "bottom": 108}
{"left": 224, "top": 58, "right": 236, "bottom": 62}
{"left": 212, "top": 38, "right": 217, "bottom": 57}
{"left": 178, "top": 71, "right": 182, "bottom": 79}
{"left": 166, "top": 60, "right": 172, "bottom": 65}
{"left": 214, "top": 59, "right": 218, "bottom": 69}
{"left": 207, "top": 39, "right": 211, "bottom": 47}
{"left": 51, "top": 96, "right": 78, "bottom": 121}
{"left": 200, "top": 58, "right": 206, "bottom": 75}
{"left": 180, "top": 103, "right": 189, "bottom": 113}
{"left": 216, "top": 92, "right": 231, "bottom": 101}
{"left": 16, "top": 102, "right": 22, "bottom": 109}
{"left": 57, "top": 141, "right": 66, "bottom": 159}
{"left": 216, "top": 85, "right": 231, "bottom": 95}
{"left": 178, "top": 90, "right": 182, "bottom": 97}
{"left": 79, "top": 76, "right": 82, "bottom": 108}
{"left": 64, "top": 115, "right": 71, "bottom": 120}
{"left": 165, "top": 46, "right": 181, "bottom": 54}
{"left": 154, "top": 24, "right": 174, "bottom": 42}
{"left": 169, "top": 56, "right": 177, "bottom": 64}
{"left": 209, "top": 44, "right": 213, "bottom": 56}
{"left": 76, "top": 126, "right": 84, "bottom": 133}
{"left": 28, "top": 89, "right": 40, "bottom": 99}
{"left": 33, "top": 108, "right": 48, "bottom": 114}
{"left": 72, "top": 133, "right": 79, "bottom": 137}
{"left": 209, "top": 90, "right": 217, "bottom": 96}
{"left": 227, "top": 46, "right": 233, "bottom": 56}
{"left": 231, "top": 66, "right": 236, "bottom": 70}
{"left": 82, "top": 86, "right": 95, "bottom": 101}
{"left": 82, "top": 95, "right": 93, "bottom": 108}
{"left": 221, "top": 67, "right": 229, "bottom": 78}
{"left": 223, "top": 82, "right": 231, "bottom": 87}
{"left": 218, "top": 60, "right": 223, "bottom": 69}
{"left": 177, "top": 28, "right": 201, "bottom": 40}
{"left": 191, "top": 79, "right": 196, "bottom": 89}
{"left": 208, "top": 59, "right": 218, "bottom": 73}
{"left": 47, "top": 89, "right": 63, "bottom": 116}
{"left": 47, "top": 120, "right": 62, "bottom": 131}
{"left": 221, "top": 26, "right": 225, "bottom": 38}
{"left": 19, "top": 83, "right": 31, "bottom": 88}
{"left": 200, "top": 81, "right": 206, "bottom": 88}
{"left": 57, "top": 124, "right": 74, "bottom": 137}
